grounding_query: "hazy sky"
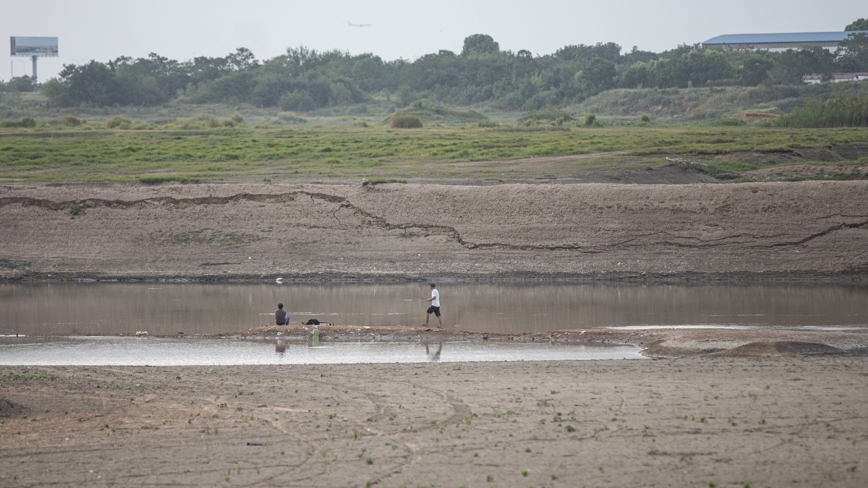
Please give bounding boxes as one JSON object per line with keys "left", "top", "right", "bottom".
{"left": 2, "top": 0, "right": 866, "bottom": 82}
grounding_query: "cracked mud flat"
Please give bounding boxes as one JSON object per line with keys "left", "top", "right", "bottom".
{"left": 1, "top": 180, "right": 867, "bottom": 280}
{"left": 2, "top": 357, "right": 868, "bottom": 487}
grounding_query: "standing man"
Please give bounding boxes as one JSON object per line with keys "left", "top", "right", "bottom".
{"left": 423, "top": 283, "right": 443, "bottom": 328}
{"left": 275, "top": 303, "right": 290, "bottom": 325}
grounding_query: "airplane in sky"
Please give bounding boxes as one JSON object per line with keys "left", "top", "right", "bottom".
{"left": 348, "top": 21, "right": 371, "bottom": 27}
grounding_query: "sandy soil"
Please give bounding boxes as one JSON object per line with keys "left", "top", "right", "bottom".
{"left": 1, "top": 180, "right": 867, "bottom": 281}
{"left": 2, "top": 355, "right": 868, "bottom": 487}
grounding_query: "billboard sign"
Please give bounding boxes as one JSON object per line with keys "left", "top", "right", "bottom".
{"left": 10, "top": 37, "right": 58, "bottom": 57}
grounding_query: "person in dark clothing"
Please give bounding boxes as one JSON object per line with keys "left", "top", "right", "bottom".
{"left": 275, "top": 303, "right": 290, "bottom": 325}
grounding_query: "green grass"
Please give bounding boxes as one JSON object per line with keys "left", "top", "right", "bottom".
{"left": 573, "top": 83, "right": 868, "bottom": 121}
{"left": 0, "top": 124, "right": 867, "bottom": 183}
{"left": 773, "top": 96, "right": 868, "bottom": 128}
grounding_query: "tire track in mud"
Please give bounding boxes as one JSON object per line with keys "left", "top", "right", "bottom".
{"left": 294, "top": 372, "right": 474, "bottom": 487}
{"left": 2, "top": 192, "right": 866, "bottom": 254}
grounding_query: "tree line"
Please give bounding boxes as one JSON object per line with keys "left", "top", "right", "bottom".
{"left": 5, "top": 19, "right": 868, "bottom": 111}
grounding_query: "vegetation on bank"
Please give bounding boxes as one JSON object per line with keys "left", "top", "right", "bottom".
{"left": 1, "top": 18, "right": 867, "bottom": 114}
{"left": 0, "top": 123, "right": 866, "bottom": 183}
{"left": 1, "top": 18, "right": 866, "bottom": 185}
{"left": 773, "top": 95, "right": 868, "bottom": 128}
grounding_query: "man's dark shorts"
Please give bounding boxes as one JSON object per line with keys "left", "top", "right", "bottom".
{"left": 426, "top": 306, "right": 441, "bottom": 317}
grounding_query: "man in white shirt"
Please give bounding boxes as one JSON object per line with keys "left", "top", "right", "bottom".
{"left": 423, "top": 283, "right": 443, "bottom": 328}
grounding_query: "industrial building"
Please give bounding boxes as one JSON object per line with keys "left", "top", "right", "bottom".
{"left": 702, "top": 31, "right": 866, "bottom": 52}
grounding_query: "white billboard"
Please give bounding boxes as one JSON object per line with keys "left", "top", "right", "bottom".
{"left": 10, "top": 37, "right": 58, "bottom": 57}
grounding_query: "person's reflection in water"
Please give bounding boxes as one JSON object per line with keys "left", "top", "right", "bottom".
{"left": 425, "top": 341, "right": 443, "bottom": 362}
{"left": 275, "top": 340, "right": 287, "bottom": 356}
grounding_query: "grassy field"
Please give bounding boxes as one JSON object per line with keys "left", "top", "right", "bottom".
{"left": 1, "top": 123, "right": 867, "bottom": 183}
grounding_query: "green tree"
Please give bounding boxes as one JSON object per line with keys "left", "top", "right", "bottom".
{"left": 52, "top": 61, "right": 119, "bottom": 106}
{"left": 250, "top": 72, "right": 292, "bottom": 106}
{"left": 684, "top": 49, "right": 735, "bottom": 86}
{"left": 2, "top": 76, "right": 37, "bottom": 92}
{"left": 579, "top": 58, "right": 618, "bottom": 93}
{"left": 769, "top": 47, "right": 835, "bottom": 84}
{"left": 838, "top": 32, "right": 868, "bottom": 71}
{"left": 351, "top": 55, "right": 386, "bottom": 92}
{"left": 740, "top": 56, "right": 774, "bottom": 85}
{"left": 40, "top": 78, "right": 69, "bottom": 105}
{"left": 556, "top": 42, "right": 621, "bottom": 63}
{"left": 845, "top": 18, "right": 868, "bottom": 31}
{"left": 461, "top": 34, "right": 499, "bottom": 56}
{"left": 227, "top": 47, "right": 259, "bottom": 71}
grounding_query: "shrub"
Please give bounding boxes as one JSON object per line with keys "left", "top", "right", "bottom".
{"left": 1, "top": 117, "right": 37, "bottom": 128}
{"left": 139, "top": 175, "right": 195, "bottom": 184}
{"left": 279, "top": 92, "right": 316, "bottom": 112}
{"left": 363, "top": 177, "right": 407, "bottom": 185}
{"left": 584, "top": 113, "right": 597, "bottom": 126}
{"left": 773, "top": 96, "right": 868, "bottom": 128}
{"left": 278, "top": 112, "right": 307, "bottom": 124}
{"left": 106, "top": 116, "right": 132, "bottom": 129}
{"left": 390, "top": 114, "right": 423, "bottom": 128}
{"left": 60, "top": 115, "right": 83, "bottom": 126}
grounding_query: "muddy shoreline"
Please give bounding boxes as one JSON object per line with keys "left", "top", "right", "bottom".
{"left": 6, "top": 270, "right": 868, "bottom": 283}
{"left": 2, "top": 181, "right": 867, "bottom": 281}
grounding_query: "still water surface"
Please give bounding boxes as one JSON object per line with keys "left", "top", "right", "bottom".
{"left": 2, "top": 282, "right": 866, "bottom": 336}
{"left": 0, "top": 337, "right": 643, "bottom": 365}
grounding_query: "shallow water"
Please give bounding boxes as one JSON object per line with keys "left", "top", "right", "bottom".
{"left": 0, "top": 337, "right": 643, "bottom": 365}
{"left": 1, "top": 282, "right": 867, "bottom": 337}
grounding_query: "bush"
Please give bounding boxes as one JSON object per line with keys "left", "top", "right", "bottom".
{"left": 279, "top": 91, "right": 316, "bottom": 112}
{"left": 60, "top": 115, "right": 83, "bottom": 126}
{"left": 390, "top": 114, "right": 423, "bottom": 128}
{"left": 278, "top": 112, "right": 307, "bottom": 124}
{"left": 139, "top": 175, "right": 195, "bottom": 184}
{"left": 584, "top": 113, "right": 597, "bottom": 126}
{"left": 773, "top": 96, "right": 868, "bottom": 128}
{"left": 106, "top": 116, "right": 132, "bottom": 129}
{"left": 1, "top": 117, "right": 37, "bottom": 128}
{"left": 363, "top": 177, "right": 407, "bottom": 185}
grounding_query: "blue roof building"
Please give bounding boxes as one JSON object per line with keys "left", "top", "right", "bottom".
{"left": 703, "top": 31, "right": 867, "bottom": 51}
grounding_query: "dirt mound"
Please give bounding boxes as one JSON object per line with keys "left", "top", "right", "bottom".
{"left": 715, "top": 341, "right": 843, "bottom": 357}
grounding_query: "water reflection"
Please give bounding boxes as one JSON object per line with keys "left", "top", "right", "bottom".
{"left": 1, "top": 282, "right": 866, "bottom": 337}
{"left": 425, "top": 341, "right": 443, "bottom": 362}
{"left": 0, "top": 337, "right": 643, "bottom": 365}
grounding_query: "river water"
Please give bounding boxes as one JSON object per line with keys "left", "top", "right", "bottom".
{"left": 1, "top": 282, "right": 865, "bottom": 365}
{"left": 2, "top": 282, "right": 866, "bottom": 336}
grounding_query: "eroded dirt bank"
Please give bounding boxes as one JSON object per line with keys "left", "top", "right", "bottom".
{"left": 1, "top": 180, "right": 867, "bottom": 281}
{"left": 2, "top": 358, "right": 867, "bottom": 487}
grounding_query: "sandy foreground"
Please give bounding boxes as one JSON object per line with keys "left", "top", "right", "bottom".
{"left": 1, "top": 355, "right": 867, "bottom": 488}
